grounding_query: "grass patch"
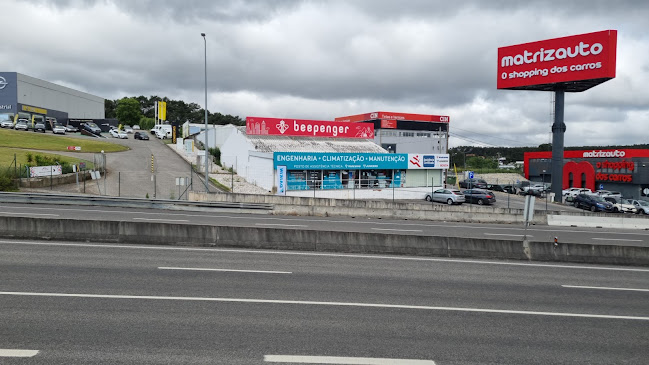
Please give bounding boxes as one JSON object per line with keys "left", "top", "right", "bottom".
{"left": 209, "top": 177, "right": 231, "bottom": 192}
{"left": 0, "top": 147, "right": 94, "bottom": 168}
{"left": 0, "top": 128, "right": 128, "bottom": 153}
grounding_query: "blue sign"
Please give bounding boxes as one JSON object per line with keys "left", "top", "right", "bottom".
{"left": 599, "top": 183, "right": 604, "bottom": 190}
{"left": 468, "top": 171, "right": 474, "bottom": 179}
{"left": 274, "top": 152, "right": 408, "bottom": 170}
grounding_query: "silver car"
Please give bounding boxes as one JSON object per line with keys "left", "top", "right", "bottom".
{"left": 425, "top": 188, "right": 466, "bottom": 205}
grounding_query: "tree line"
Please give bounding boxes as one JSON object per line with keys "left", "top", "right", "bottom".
{"left": 105, "top": 96, "right": 245, "bottom": 130}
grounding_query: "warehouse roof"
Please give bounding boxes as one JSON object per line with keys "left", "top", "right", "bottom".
{"left": 246, "top": 135, "right": 387, "bottom": 153}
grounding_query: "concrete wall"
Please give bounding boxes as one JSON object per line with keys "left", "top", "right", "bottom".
{"left": 1, "top": 216, "right": 646, "bottom": 266}
{"left": 190, "top": 191, "right": 547, "bottom": 224}
{"left": 19, "top": 171, "right": 91, "bottom": 188}
{"left": 547, "top": 213, "right": 649, "bottom": 230}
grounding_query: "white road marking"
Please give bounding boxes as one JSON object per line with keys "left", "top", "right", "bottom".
{"left": 0, "top": 212, "right": 59, "bottom": 217}
{"left": 255, "top": 223, "right": 308, "bottom": 228}
{"left": 158, "top": 267, "right": 292, "bottom": 274}
{"left": 592, "top": 238, "right": 643, "bottom": 242}
{"left": 264, "top": 355, "right": 435, "bottom": 364}
{"left": 2, "top": 291, "right": 648, "bottom": 321}
{"left": 562, "top": 285, "right": 649, "bottom": 292}
{"left": 484, "top": 233, "right": 532, "bottom": 237}
{"left": 0, "top": 349, "right": 39, "bottom": 357}
{"left": 132, "top": 218, "right": 189, "bottom": 222}
{"left": 371, "top": 228, "right": 423, "bottom": 233}
{"left": 2, "top": 240, "right": 649, "bottom": 272}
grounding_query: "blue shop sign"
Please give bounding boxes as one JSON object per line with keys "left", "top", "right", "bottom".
{"left": 274, "top": 152, "right": 409, "bottom": 170}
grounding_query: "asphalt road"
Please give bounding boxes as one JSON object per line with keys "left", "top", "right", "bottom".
{"left": 1, "top": 239, "right": 647, "bottom": 364}
{"left": 1, "top": 202, "right": 648, "bottom": 246}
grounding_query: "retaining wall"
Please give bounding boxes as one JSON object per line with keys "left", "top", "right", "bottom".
{"left": 1, "top": 216, "right": 647, "bottom": 266}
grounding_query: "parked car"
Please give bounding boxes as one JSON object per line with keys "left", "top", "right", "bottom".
{"left": 488, "top": 184, "right": 517, "bottom": 194}
{"left": 64, "top": 124, "right": 79, "bottom": 132}
{"left": 563, "top": 187, "right": 593, "bottom": 199}
{"left": 0, "top": 119, "right": 14, "bottom": 128}
{"left": 631, "top": 200, "right": 649, "bottom": 215}
{"left": 425, "top": 188, "right": 465, "bottom": 205}
{"left": 52, "top": 123, "right": 66, "bottom": 135}
{"left": 132, "top": 124, "right": 141, "bottom": 130}
{"left": 603, "top": 197, "right": 637, "bottom": 213}
{"left": 134, "top": 131, "right": 149, "bottom": 140}
{"left": 33, "top": 121, "right": 46, "bottom": 133}
{"left": 595, "top": 190, "right": 622, "bottom": 198}
{"left": 14, "top": 120, "right": 28, "bottom": 131}
{"left": 462, "top": 189, "right": 497, "bottom": 205}
{"left": 459, "top": 178, "right": 488, "bottom": 189}
{"left": 573, "top": 193, "right": 614, "bottom": 212}
{"left": 82, "top": 122, "right": 102, "bottom": 135}
{"left": 109, "top": 128, "right": 128, "bottom": 139}
{"left": 123, "top": 125, "right": 134, "bottom": 134}
{"left": 155, "top": 128, "right": 171, "bottom": 139}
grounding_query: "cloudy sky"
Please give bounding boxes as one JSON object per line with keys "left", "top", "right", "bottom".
{"left": 3, "top": 0, "right": 648, "bottom": 148}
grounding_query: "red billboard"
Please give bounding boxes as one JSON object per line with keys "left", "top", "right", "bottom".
{"left": 246, "top": 117, "right": 374, "bottom": 139}
{"left": 335, "top": 111, "right": 449, "bottom": 123}
{"left": 380, "top": 119, "right": 397, "bottom": 129}
{"left": 498, "top": 30, "right": 617, "bottom": 91}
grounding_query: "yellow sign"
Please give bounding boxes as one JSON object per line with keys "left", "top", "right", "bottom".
{"left": 158, "top": 101, "right": 167, "bottom": 121}
{"left": 22, "top": 105, "right": 48, "bottom": 114}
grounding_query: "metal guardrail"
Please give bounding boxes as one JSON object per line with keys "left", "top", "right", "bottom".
{"left": 0, "top": 192, "right": 274, "bottom": 212}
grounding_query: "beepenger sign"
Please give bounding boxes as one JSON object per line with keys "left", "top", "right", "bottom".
{"left": 498, "top": 30, "right": 617, "bottom": 91}
{"left": 246, "top": 117, "right": 374, "bottom": 139}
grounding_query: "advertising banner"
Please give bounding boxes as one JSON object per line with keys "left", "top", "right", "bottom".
{"left": 29, "top": 165, "right": 62, "bottom": 178}
{"left": 274, "top": 152, "right": 450, "bottom": 170}
{"left": 498, "top": 30, "right": 617, "bottom": 91}
{"left": 336, "top": 111, "right": 449, "bottom": 123}
{"left": 276, "top": 165, "right": 287, "bottom": 195}
{"left": 380, "top": 119, "right": 397, "bottom": 129}
{"left": 0, "top": 72, "right": 17, "bottom": 112}
{"left": 247, "top": 117, "right": 374, "bottom": 139}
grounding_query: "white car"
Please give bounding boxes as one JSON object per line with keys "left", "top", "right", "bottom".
{"left": 155, "top": 128, "right": 170, "bottom": 139}
{"left": 1, "top": 120, "right": 14, "bottom": 128}
{"left": 109, "top": 129, "right": 128, "bottom": 139}
{"left": 123, "top": 125, "right": 134, "bottom": 134}
{"left": 562, "top": 188, "right": 592, "bottom": 198}
{"left": 603, "top": 197, "right": 636, "bottom": 213}
{"left": 632, "top": 200, "right": 649, "bottom": 215}
{"left": 595, "top": 190, "right": 622, "bottom": 198}
{"left": 52, "top": 123, "right": 66, "bottom": 134}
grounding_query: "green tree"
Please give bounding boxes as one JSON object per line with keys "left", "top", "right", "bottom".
{"left": 139, "top": 116, "right": 155, "bottom": 130}
{"left": 115, "top": 97, "right": 143, "bottom": 126}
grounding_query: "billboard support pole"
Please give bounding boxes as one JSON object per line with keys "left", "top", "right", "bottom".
{"left": 551, "top": 88, "right": 566, "bottom": 203}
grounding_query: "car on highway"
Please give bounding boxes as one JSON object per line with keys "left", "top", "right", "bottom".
{"left": 134, "top": 131, "right": 149, "bottom": 140}
{"left": 573, "top": 193, "right": 614, "bottom": 212}
{"left": 425, "top": 188, "right": 465, "bottom": 205}
{"left": 458, "top": 178, "right": 488, "bottom": 189}
{"left": 33, "top": 121, "right": 46, "bottom": 133}
{"left": 52, "top": 123, "right": 66, "bottom": 135}
{"left": 631, "top": 200, "right": 649, "bottom": 215}
{"left": 462, "top": 189, "right": 497, "bottom": 205}
{"left": 603, "top": 197, "right": 637, "bottom": 213}
{"left": 14, "top": 119, "right": 28, "bottom": 131}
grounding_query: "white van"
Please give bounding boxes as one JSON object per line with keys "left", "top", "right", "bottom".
{"left": 151, "top": 125, "right": 172, "bottom": 139}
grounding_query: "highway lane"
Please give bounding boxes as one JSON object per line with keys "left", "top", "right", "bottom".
{"left": 1, "top": 202, "right": 648, "bottom": 246}
{"left": 1, "top": 239, "right": 648, "bottom": 364}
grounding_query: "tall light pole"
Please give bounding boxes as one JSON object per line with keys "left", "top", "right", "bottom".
{"left": 201, "top": 32, "right": 210, "bottom": 192}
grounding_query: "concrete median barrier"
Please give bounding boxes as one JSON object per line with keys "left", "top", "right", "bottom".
{"left": 0, "top": 216, "right": 647, "bottom": 266}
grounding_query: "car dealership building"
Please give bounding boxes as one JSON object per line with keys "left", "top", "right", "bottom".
{"left": 0, "top": 72, "right": 104, "bottom": 127}
{"left": 525, "top": 149, "right": 649, "bottom": 199}
{"left": 212, "top": 116, "right": 450, "bottom": 196}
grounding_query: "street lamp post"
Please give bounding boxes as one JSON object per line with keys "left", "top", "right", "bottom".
{"left": 201, "top": 33, "right": 210, "bottom": 192}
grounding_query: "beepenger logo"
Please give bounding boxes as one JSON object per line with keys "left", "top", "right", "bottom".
{"left": 582, "top": 150, "right": 626, "bottom": 158}
{"left": 501, "top": 42, "right": 603, "bottom": 67}
{"left": 276, "top": 120, "right": 289, "bottom": 134}
{"left": 370, "top": 113, "right": 378, "bottom": 119}
{"left": 0, "top": 76, "right": 8, "bottom": 90}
